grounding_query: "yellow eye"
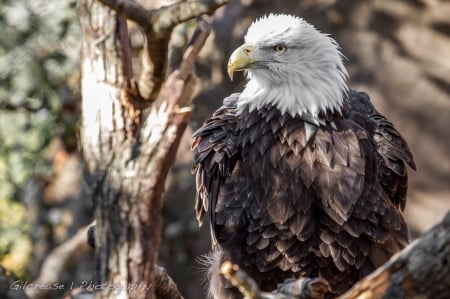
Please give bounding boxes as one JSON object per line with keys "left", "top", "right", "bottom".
{"left": 273, "top": 44, "right": 286, "bottom": 53}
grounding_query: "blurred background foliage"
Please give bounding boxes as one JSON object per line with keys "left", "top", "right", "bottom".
{"left": 0, "top": 0, "right": 81, "bottom": 279}
{"left": 0, "top": 0, "right": 449, "bottom": 299}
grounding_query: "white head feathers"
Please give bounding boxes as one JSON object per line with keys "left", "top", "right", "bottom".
{"left": 237, "top": 14, "right": 348, "bottom": 119}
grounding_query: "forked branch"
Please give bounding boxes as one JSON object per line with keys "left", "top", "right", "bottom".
{"left": 97, "top": 0, "right": 229, "bottom": 102}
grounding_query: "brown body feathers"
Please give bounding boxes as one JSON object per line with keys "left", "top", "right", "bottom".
{"left": 192, "top": 90, "right": 416, "bottom": 298}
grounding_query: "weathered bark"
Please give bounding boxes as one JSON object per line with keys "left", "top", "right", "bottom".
{"left": 77, "top": 0, "right": 223, "bottom": 298}
{"left": 154, "top": 266, "right": 184, "bottom": 299}
{"left": 221, "top": 212, "right": 450, "bottom": 299}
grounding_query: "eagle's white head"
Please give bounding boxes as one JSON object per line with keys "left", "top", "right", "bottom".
{"left": 228, "top": 14, "right": 348, "bottom": 119}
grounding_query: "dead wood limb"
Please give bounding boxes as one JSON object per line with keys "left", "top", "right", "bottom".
{"left": 220, "top": 261, "right": 260, "bottom": 299}
{"left": 220, "top": 212, "right": 450, "bottom": 299}
{"left": 154, "top": 266, "right": 184, "bottom": 299}
{"left": 220, "top": 261, "right": 329, "bottom": 299}
{"left": 97, "top": 0, "right": 229, "bottom": 102}
{"left": 25, "top": 226, "right": 92, "bottom": 299}
{"left": 97, "top": 0, "right": 229, "bottom": 33}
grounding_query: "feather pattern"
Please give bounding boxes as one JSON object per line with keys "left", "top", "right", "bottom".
{"left": 192, "top": 90, "right": 415, "bottom": 298}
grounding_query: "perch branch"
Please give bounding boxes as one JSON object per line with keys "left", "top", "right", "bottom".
{"left": 97, "top": 0, "right": 229, "bottom": 101}
{"left": 220, "top": 262, "right": 329, "bottom": 299}
{"left": 220, "top": 262, "right": 260, "bottom": 299}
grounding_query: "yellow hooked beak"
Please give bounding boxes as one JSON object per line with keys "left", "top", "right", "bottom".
{"left": 227, "top": 44, "right": 255, "bottom": 81}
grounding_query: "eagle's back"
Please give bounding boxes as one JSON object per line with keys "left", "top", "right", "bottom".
{"left": 192, "top": 91, "right": 414, "bottom": 298}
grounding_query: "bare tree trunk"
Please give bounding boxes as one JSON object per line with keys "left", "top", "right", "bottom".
{"left": 76, "top": 0, "right": 228, "bottom": 298}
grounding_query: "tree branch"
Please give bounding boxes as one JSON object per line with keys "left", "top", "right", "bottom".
{"left": 97, "top": 0, "right": 229, "bottom": 102}
{"left": 220, "top": 262, "right": 329, "bottom": 299}
{"left": 150, "top": 0, "right": 229, "bottom": 34}
{"left": 97, "top": 0, "right": 229, "bottom": 32}
{"left": 96, "top": 0, "right": 152, "bottom": 29}
{"left": 25, "top": 226, "right": 92, "bottom": 299}
{"left": 220, "top": 262, "right": 260, "bottom": 299}
{"left": 155, "top": 20, "right": 211, "bottom": 110}
{"left": 154, "top": 266, "right": 184, "bottom": 299}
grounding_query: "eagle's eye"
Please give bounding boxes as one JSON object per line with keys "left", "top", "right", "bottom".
{"left": 273, "top": 44, "right": 286, "bottom": 53}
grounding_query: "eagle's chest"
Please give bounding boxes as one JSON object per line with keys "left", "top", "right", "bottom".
{"left": 236, "top": 109, "right": 315, "bottom": 185}
{"left": 214, "top": 108, "right": 334, "bottom": 278}
{"left": 229, "top": 109, "right": 319, "bottom": 223}
{"left": 214, "top": 111, "right": 320, "bottom": 278}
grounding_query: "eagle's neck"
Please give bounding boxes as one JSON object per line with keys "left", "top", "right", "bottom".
{"left": 236, "top": 65, "right": 348, "bottom": 122}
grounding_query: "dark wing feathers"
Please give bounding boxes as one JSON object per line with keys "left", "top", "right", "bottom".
{"left": 346, "top": 90, "right": 416, "bottom": 210}
{"left": 192, "top": 94, "right": 239, "bottom": 227}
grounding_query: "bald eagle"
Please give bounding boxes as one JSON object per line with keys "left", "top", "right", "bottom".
{"left": 192, "top": 14, "right": 416, "bottom": 298}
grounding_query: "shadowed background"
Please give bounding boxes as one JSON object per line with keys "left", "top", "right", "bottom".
{"left": 0, "top": 0, "right": 448, "bottom": 298}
